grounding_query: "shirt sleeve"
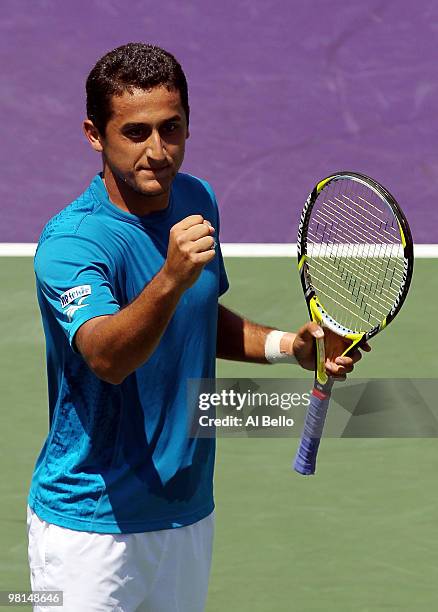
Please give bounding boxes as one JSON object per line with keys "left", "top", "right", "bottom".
{"left": 198, "top": 178, "right": 229, "bottom": 297}
{"left": 216, "top": 239, "right": 229, "bottom": 297}
{"left": 34, "top": 234, "right": 120, "bottom": 349}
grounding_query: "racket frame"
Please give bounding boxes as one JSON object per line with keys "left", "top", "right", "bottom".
{"left": 297, "top": 171, "right": 414, "bottom": 362}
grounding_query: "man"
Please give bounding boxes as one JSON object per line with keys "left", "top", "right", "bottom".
{"left": 27, "top": 43, "right": 367, "bottom": 611}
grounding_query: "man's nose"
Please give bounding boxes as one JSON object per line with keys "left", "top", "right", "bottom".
{"left": 146, "top": 130, "right": 166, "bottom": 161}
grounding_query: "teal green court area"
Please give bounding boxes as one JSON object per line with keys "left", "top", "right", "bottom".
{"left": 1, "top": 257, "right": 437, "bottom": 611}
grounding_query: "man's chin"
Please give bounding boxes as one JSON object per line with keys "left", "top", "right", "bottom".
{"left": 134, "top": 179, "right": 170, "bottom": 198}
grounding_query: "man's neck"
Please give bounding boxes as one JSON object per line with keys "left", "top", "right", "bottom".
{"left": 102, "top": 168, "right": 170, "bottom": 216}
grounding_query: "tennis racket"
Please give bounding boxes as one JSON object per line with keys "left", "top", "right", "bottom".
{"left": 293, "top": 171, "right": 414, "bottom": 475}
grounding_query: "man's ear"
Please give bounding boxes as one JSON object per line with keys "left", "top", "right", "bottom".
{"left": 83, "top": 119, "right": 104, "bottom": 152}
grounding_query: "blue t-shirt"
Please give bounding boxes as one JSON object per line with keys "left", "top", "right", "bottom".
{"left": 29, "top": 172, "right": 229, "bottom": 533}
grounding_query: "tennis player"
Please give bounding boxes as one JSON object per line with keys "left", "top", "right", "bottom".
{"left": 27, "top": 43, "right": 367, "bottom": 611}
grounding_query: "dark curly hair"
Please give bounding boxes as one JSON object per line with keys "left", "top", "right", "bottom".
{"left": 86, "top": 43, "right": 190, "bottom": 135}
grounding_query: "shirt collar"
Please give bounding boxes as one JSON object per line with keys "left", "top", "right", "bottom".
{"left": 90, "top": 173, "right": 174, "bottom": 225}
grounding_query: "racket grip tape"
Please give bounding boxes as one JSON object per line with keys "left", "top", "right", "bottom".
{"left": 293, "top": 385, "right": 332, "bottom": 475}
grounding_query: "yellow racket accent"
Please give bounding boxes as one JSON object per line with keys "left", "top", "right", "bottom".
{"left": 316, "top": 176, "right": 334, "bottom": 193}
{"left": 309, "top": 296, "right": 366, "bottom": 381}
{"left": 298, "top": 255, "right": 307, "bottom": 271}
{"left": 397, "top": 220, "right": 406, "bottom": 248}
{"left": 309, "top": 295, "right": 323, "bottom": 324}
{"left": 342, "top": 332, "right": 365, "bottom": 357}
{"left": 309, "top": 297, "right": 328, "bottom": 385}
{"left": 315, "top": 336, "right": 328, "bottom": 385}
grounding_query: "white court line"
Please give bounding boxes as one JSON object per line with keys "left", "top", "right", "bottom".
{"left": 223, "top": 244, "right": 437, "bottom": 258}
{"left": 0, "top": 243, "right": 437, "bottom": 257}
{"left": 0, "top": 243, "right": 37, "bottom": 256}
{"left": 222, "top": 243, "right": 297, "bottom": 257}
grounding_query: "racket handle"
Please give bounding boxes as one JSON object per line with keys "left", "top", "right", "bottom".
{"left": 293, "top": 380, "right": 334, "bottom": 475}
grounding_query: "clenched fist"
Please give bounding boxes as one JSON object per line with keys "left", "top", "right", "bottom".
{"left": 162, "top": 215, "right": 216, "bottom": 290}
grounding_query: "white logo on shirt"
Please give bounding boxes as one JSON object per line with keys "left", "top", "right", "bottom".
{"left": 60, "top": 285, "right": 92, "bottom": 308}
{"left": 64, "top": 296, "right": 89, "bottom": 321}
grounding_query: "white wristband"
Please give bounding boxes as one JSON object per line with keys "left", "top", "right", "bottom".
{"left": 264, "top": 330, "right": 298, "bottom": 364}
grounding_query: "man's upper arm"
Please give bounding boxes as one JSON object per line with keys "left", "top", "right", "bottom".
{"left": 73, "top": 314, "right": 113, "bottom": 356}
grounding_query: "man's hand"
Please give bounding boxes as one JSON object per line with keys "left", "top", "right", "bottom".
{"left": 282, "top": 322, "right": 371, "bottom": 380}
{"left": 162, "top": 215, "right": 216, "bottom": 290}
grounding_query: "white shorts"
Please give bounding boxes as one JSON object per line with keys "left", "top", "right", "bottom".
{"left": 27, "top": 505, "right": 214, "bottom": 612}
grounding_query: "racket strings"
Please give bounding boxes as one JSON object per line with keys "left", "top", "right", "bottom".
{"left": 349, "top": 194, "right": 398, "bottom": 238}
{"left": 308, "top": 218, "right": 404, "bottom": 292}
{"left": 307, "top": 269, "right": 384, "bottom": 326}
{"left": 308, "top": 232, "right": 403, "bottom": 329}
{"left": 341, "top": 190, "right": 396, "bottom": 230}
{"left": 308, "top": 261, "right": 390, "bottom": 327}
{"left": 311, "top": 226, "right": 403, "bottom": 325}
{"left": 316, "top": 194, "right": 401, "bottom": 252}
{"left": 331, "top": 196, "right": 399, "bottom": 248}
{"left": 306, "top": 180, "right": 405, "bottom": 332}
{"left": 307, "top": 233, "right": 402, "bottom": 302}
{"left": 311, "top": 205, "right": 403, "bottom": 283}
{"left": 308, "top": 254, "right": 392, "bottom": 318}
{"left": 308, "top": 220, "right": 403, "bottom": 305}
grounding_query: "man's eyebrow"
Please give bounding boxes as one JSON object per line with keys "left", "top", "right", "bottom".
{"left": 161, "top": 115, "right": 182, "bottom": 122}
{"left": 121, "top": 115, "right": 182, "bottom": 129}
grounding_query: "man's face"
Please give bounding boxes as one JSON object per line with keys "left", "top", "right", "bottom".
{"left": 99, "top": 86, "right": 189, "bottom": 198}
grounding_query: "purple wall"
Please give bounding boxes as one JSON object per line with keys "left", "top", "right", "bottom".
{"left": 1, "top": 0, "right": 437, "bottom": 242}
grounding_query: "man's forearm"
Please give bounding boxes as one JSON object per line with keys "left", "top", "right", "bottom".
{"left": 216, "top": 305, "right": 296, "bottom": 363}
{"left": 76, "top": 268, "right": 184, "bottom": 384}
{"left": 76, "top": 214, "right": 217, "bottom": 384}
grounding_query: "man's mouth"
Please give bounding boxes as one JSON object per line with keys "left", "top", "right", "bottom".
{"left": 139, "top": 165, "right": 170, "bottom": 175}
